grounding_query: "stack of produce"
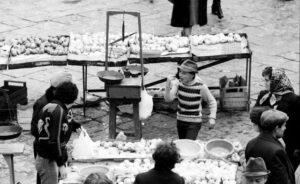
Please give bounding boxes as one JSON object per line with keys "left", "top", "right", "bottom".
{"left": 190, "top": 33, "right": 248, "bottom": 56}
{"left": 190, "top": 33, "right": 242, "bottom": 46}
{"left": 72, "top": 138, "right": 163, "bottom": 160}
{"left": 0, "top": 38, "right": 11, "bottom": 65}
{"left": 9, "top": 35, "right": 69, "bottom": 64}
{"left": 68, "top": 32, "right": 128, "bottom": 62}
{"left": 128, "top": 33, "right": 190, "bottom": 54}
{"left": 108, "top": 158, "right": 237, "bottom": 184}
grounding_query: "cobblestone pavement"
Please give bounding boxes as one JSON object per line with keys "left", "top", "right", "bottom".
{"left": 0, "top": 0, "right": 299, "bottom": 184}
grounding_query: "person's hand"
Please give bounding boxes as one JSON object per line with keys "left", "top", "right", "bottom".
{"left": 208, "top": 118, "right": 215, "bottom": 130}
{"left": 58, "top": 165, "right": 67, "bottom": 180}
{"left": 167, "top": 75, "right": 176, "bottom": 83}
{"left": 76, "top": 127, "right": 82, "bottom": 133}
{"left": 166, "top": 76, "right": 176, "bottom": 89}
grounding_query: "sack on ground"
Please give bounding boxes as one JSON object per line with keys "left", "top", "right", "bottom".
{"left": 72, "top": 128, "right": 96, "bottom": 159}
{"left": 139, "top": 89, "right": 153, "bottom": 120}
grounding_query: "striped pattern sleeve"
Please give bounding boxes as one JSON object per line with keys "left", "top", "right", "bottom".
{"left": 200, "top": 84, "right": 217, "bottom": 120}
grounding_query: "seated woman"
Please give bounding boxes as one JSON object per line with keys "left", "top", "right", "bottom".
{"left": 84, "top": 173, "right": 112, "bottom": 184}
{"left": 133, "top": 142, "right": 184, "bottom": 184}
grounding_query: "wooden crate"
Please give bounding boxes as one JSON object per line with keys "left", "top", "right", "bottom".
{"left": 220, "top": 86, "right": 248, "bottom": 111}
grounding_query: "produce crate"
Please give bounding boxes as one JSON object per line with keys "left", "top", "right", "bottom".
{"left": 219, "top": 86, "right": 248, "bottom": 111}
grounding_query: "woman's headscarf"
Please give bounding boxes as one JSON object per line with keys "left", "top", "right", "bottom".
{"left": 269, "top": 68, "right": 294, "bottom": 94}
{"left": 259, "top": 67, "right": 294, "bottom": 105}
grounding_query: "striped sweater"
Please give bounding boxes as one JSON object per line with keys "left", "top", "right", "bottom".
{"left": 165, "top": 77, "right": 217, "bottom": 123}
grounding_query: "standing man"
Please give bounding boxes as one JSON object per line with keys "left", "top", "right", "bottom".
{"left": 35, "top": 81, "right": 81, "bottom": 184}
{"left": 31, "top": 72, "right": 80, "bottom": 184}
{"left": 245, "top": 109, "right": 295, "bottom": 184}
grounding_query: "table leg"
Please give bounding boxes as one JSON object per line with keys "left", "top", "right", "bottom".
{"left": 248, "top": 57, "right": 252, "bottom": 110}
{"left": 82, "top": 65, "right": 87, "bottom": 116}
{"left": 133, "top": 103, "right": 142, "bottom": 139}
{"left": 3, "top": 154, "right": 15, "bottom": 184}
{"left": 109, "top": 102, "right": 117, "bottom": 139}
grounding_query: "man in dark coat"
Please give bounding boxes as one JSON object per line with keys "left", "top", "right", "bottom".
{"left": 245, "top": 109, "right": 295, "bottom": 184}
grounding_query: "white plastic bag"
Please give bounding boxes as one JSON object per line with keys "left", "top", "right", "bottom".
{"left": 72, "top": 128, "right": 96, "bottom": 159}
{"left": 139, "top": 89, "right": 153, "bottom": 120}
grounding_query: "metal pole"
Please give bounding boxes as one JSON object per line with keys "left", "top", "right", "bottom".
{"left": 137, "top": 13, "right": 144, "bottom": 89}
{"left": 105, "top": 12, "right": 109, "bottom": 71}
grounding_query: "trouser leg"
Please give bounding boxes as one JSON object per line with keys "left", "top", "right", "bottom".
{"left": 35, "top": 155, "right": 58, "bottom": 184}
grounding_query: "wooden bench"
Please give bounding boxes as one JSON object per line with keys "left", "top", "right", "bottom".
{"left": 0, "top": 143, "right": 25, "bottom": 184}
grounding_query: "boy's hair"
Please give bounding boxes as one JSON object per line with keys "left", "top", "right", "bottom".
{"left": 152, "top": 141, "right": 181, "bottom": 170}
{"left": 260, "top": 109, "right": 288, "bottom": 131}
{"left": 54, "top": 81, "right": 78, "bottom": 104}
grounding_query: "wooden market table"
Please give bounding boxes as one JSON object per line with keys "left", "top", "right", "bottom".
{"left": 1, "top": 33, "right": 252, "bottom": 115}
{"left": 0, "top": 143, "right": 25, "bottom": 184}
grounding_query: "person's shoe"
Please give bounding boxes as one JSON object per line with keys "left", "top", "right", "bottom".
{"left": 217, "top": 5, "right": 224, "bottom": 19}
{"left": 211, "top": 0, "right": 224, "bottom": 19}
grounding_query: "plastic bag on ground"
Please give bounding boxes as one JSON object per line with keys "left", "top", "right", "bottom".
{"left": 139, "top": 89, "right": 153, "bottom": 120}
{"left": 72, "top": 128, "right": 96, "bottom": 159}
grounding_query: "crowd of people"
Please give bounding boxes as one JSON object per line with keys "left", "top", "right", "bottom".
{"left": 26, "top": 57, "right": 299, "bottom": 184}
{"left": 28, "top": 61, "right": 299, "bottom": 184}
{"left": 164, "top": 60, "right": 299, "bottom": 184}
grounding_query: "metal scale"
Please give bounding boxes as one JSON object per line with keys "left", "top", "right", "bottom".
{"left": 100, "top": 11, "right": 145, "bottom": 139}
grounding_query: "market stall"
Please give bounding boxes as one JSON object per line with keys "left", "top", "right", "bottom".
{"left": 0, "top": 31, "right": 252, "bottom": 113}
{"left": 59, "top": 137, "right": 243, "bottom": 184}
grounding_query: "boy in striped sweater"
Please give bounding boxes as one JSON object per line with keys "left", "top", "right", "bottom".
{"left": 164, "top": 59, "right": 217, "bottom": 140}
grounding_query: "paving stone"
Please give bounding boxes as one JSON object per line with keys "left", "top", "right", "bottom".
{"left": 0, "top": 23, "right": 16, "bottom": 33}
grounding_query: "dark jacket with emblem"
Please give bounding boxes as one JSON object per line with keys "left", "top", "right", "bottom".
{"left": 245, "top": 132, "right": 295, "bottom": 184}
{"left": 35, "top": 100, "right": 80, "bottom": 166}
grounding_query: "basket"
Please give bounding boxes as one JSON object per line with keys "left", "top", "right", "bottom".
{"left": 174, "top": 139, "right": 202, "bottom": 159}
{"left": 204, "top": 139, "right": 234, "bottom": 159}
{"left": 220, "top": 86, "right": 248, "bottom": 111}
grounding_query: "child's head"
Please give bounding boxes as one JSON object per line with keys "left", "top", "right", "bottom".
{"left": 152, "top": 141, "right": 181, "bottom": 171}
{"left": 178, "top": 59, "right": 198, "bottom": 84}
{"left": 83, "top": 173, "right": 112, "bottom": 184}
{"left": 243, "top": 157, "right": 270, "bottom": 184}
{"left": 54, "top": 81, "right": 78, "bottom": 105}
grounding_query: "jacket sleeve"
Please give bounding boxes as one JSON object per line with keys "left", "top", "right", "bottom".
{"left": 201, "top": 84, "right": 217, "bottom": 120}
{"left": 48, "top": 106, "right": 66, "bottom": 167}
{"left": 31, "top": 101, "right": 43, "bottom": 137}
{"left": 268, "top": 150, "right": 295, "bottom": 184}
